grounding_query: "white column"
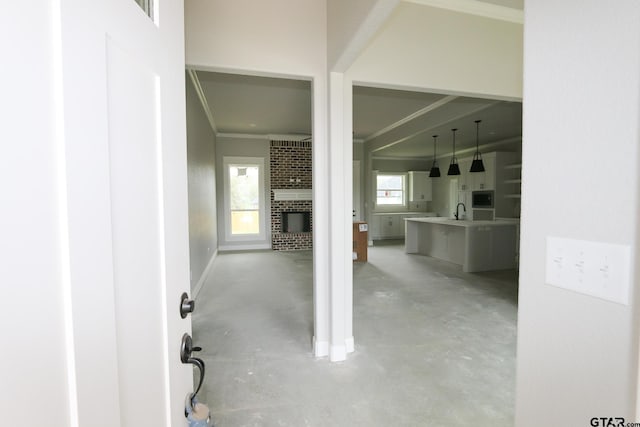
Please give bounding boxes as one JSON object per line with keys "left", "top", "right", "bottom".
{"left": 312, "top": 74, "right": 330, "bottom": 358}
{"left": 328, "top": 72, "right": 354, "bottom": 361}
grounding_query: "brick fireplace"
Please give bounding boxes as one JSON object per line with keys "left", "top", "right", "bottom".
{"left": 270, "top": 140, "right": 312, "bottom": 251}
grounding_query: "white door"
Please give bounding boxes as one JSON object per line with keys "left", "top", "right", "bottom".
{"left": 59, "top": 0, "right": 192, "bottom": 425}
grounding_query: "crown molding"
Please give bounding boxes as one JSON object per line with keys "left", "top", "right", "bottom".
{"left": 216, "top": 133, "right": 311, "bottom": 141}
{"left": 187, "top": 69, "right": 217, "bottom": 134}
{"left": 404, "top": 0, "right": 524, "bottom": 24}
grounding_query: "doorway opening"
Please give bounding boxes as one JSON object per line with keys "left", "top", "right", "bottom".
{"left": 352, "top": 83, "right": 523, "bottom": 421}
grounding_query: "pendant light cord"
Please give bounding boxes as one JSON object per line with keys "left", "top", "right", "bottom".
{"left": 475, "top": 120, "right": 481, "bottom": 159}
{"left": 452, "top": 128, "right": 457, "bottom": 160}
{"left": 432, "top": 135, "right": 438, "bottom": 162}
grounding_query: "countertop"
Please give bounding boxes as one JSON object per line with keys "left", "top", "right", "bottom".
{"left": 372, "top": 212, "right": 436, "bottom": 216}
{"left": 404, "top": 217, "right": 519, "bottom": 228}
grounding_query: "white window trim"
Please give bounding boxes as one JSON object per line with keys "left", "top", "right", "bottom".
{"left": 375, "top": 172, "right": 408, "bottom": 212}
{"left": 223, "top": 156, "right": 266, "bottom": 242}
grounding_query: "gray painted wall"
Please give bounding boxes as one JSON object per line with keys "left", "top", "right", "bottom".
{"left": 186, "top": 75, "right": 218, "bottom": 290}
{"left": 215, "top": 136, "right": 271, "bottom": 249}
{"left": 516, "top": 0, "right": 640, "bottom": 423}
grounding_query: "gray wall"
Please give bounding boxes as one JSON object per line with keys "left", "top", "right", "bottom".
{"left": 516, "top": 0, "right": 640, "bottom": 424}
{"left": 215, "top": 136, "right": 271, "bottom": 249}
{"left": 186, "top": 74, "right": 218, "bottom": 290}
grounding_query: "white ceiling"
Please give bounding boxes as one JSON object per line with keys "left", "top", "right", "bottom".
{"left": 196, "top": 70, "right": 522, "bottom": 158}
{"left": 197, "top": 71, "right": 312, "bottom": 136}
{"left": 194, "top": 0, "right": 524, "bottom": 156}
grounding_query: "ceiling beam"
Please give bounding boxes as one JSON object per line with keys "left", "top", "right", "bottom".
{"left": 403, "top": 0, "right": 524, "bottom": 24}
{"left": 364, "top": 95, "right": 458, "bottom": 142}
{"left": 369, "top": 99, "right": 500, "bottom": 152}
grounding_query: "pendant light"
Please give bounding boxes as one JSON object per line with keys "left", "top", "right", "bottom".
{"left": 429, "top": 135, "right": 441, "bottom": 177}
{"left": 469, "top": 119, "right": 485, "bottom": 173}
{"left": 447, "top": 128, "right": 461, "bottom": 176}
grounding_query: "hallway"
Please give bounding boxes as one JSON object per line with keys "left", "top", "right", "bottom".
{"left": 192, "top": 242, "right": 517, "bottom": 426}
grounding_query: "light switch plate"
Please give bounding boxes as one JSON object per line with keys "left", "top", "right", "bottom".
{"left": 545, "top": 237, "right": 631, "bottom": 305}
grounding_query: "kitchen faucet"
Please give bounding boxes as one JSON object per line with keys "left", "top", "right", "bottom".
{"left": 454, "top": 202, "right": 466, "bottom": 220}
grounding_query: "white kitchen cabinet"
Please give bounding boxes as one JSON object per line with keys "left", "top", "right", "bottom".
{"left": 456, "top": 159, "right": 472, "bottom": 192}
{"left": 469, "top": 155, "right": 495, "bottom": 191}
{"left": 408, "top": 171, "right": 432, "bottom": 202}
{"left": 371, "top": 215, "right": 402, "bottom": 239}
{"left": 381, "top": 215, "right": 402, "bottom": 236}
{"left": 371, "top": 212, "right": 436, "bottom": 240}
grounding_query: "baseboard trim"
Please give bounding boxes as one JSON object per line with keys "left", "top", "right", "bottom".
{"left": 345, "top": 336, "right": 355, "bottom": 353}
{"left": 330, "top": 344, "right": 347, "bottom": 362}
{"left": 192, "top": 249, "right": 218, "bottom": 300}
{"left": 313, "top": 337, "right": 329, "bottom": 358}
{"left": 218, "top": 243, "right": 271, "bottom": 251}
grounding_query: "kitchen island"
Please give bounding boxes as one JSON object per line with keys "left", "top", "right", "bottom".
{"left": 405, "top": 217, "right": 518, "bottom": 272}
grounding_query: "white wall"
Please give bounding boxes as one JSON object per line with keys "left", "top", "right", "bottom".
{"left": 186, "top": 74, "right": 218, "bottom": 290}
{"left": 0, "top": 4, "right": 70, "bottom": 425}
{"left": 516, "top": 0, "right": 640, "bottom": 424}
{"left": 349, "top": 2, "right": 523, "bottom": 100}
{"left": 185, "top": 0, "right": 327, "bottom": 77}
{"left": 327, "top": 0, "right": 400, "bottom": 71}
{"left": 215, "top": 137, "right": 271, "bottom": 250}
{"left": 185, "top": 0, "right": 333, "bottom": 357}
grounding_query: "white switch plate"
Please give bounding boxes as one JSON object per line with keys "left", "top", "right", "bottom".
{"left": 545, "top": 237, "right": 631, "bottom": 305}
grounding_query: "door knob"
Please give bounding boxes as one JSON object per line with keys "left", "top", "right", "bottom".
{"left": 180, "top": 292, "right": 195, "bottom": 318}
{"left": 180, "top": 333, "right": 205, "bottom": 403}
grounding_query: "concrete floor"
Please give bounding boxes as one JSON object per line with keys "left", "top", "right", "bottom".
{"left": 192, "top": 240, "right": 517, "bottom": 426}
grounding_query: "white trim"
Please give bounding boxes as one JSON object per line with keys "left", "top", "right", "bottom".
{"left": 272, "top": 189, "right": 313, "bottom": 201}
{"left": 372, "top": 155, "right": 430, "bottom": 161}
{"left": 313, "top": 337, "right": 329, "bottom": 358}
{"left": 216, "top": 132, "right": 311, "bottom": 141}
{"left": 370, "top": 100, "right": 500, "bottom": 153}
{"left": 216, "top": 133, "right": 268, "bottom": 140}
{"left": 330, "top": 344, "right": 347, "bottom": 362}
{"left": 365, "top": 95, "right": 458, "bottom": 142}
{"left": 353, "top": 139, "right": 365, "bottom": 144}
{"left": 352, "top": 80, "right": 523, "bottom": 103}
{"left": 187, "top": 69, "right": 217, "bottom": 134}
{"left": 218, "top": 243, "right": 271, "bottom": 251}
{"left": 375, "top": 172, "right": 409, "bottom": 210}
{"left": 345, "top": 336, "right": 355, "bottom": 353}
{"left": 403, "top": 0, "right": 524, "bottom": 24}
{"left": 185, "top": 64, "right": 312, "bottom": 83}
{"left": 192, "top": 249, "right": 218, "bottom": 300}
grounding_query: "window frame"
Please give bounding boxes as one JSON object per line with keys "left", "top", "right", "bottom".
{"left": 375, "top": 172, "right": 408, "bottom": 211}
{"left": 223, "top": 156, "right": 266, "bottom": 242}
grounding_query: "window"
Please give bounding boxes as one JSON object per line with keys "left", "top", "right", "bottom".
{"left": 376, "top": 173, "right": 406, "bottom": 206}
{"left": 133, "top": 0, "right": 154, "bottom": 20}
{"left": 229, "top": 165, "right": 260, "bottom": 235}
{"left": 223, "top": 157, "right": 266, "bottom": 242}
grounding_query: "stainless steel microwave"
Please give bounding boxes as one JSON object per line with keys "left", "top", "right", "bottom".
{"left": 472, "top": 190, "right": 494, "bottom": 208}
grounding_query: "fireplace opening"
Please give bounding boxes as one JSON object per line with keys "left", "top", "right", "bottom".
{"left": 282, "top": 211, "right": 311, "bottom": 233}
